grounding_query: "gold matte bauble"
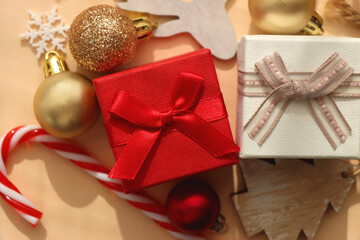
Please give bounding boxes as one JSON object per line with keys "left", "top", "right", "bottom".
{"left": 249, "top": 0, "right": 316, "bottom": 34}
{"left": 69, "top": 5, "right": 138, "bottom": 73}
{"left": 34, "top": 51, "right": 99, "bottom": 139}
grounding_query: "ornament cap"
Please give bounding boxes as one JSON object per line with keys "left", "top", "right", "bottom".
{"left": 132, "top": 17, "right": 158, "bottom": 40}
{"left": 210, "top": 214, "right": 228, "bottom": 233}
{"left": 43, "top": 51, "right": 69, "bottom": 78}
{"left": 302, "top": 11, "right": 324, "bottom": 35}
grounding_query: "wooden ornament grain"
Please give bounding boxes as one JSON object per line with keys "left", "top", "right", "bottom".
{"left": 117, "top": 0, "right": 237, "bottom": 60}
{"left": 232, "top": 159, "right": 355, "bottom": 240}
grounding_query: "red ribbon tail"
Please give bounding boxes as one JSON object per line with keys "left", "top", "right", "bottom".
{"left": 174, "top": 112, "right": 239, "bottom": 157}
{"left": 108, "top": 128, "right": 161, "bottom": 180}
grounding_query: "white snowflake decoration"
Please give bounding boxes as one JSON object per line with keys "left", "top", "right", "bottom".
{"left": 19, "top": 6, "right": 70, "bottom": 59}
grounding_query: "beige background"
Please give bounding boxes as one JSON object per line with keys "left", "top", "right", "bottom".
{"left": 0, "top": 0, "right": 360, "bottom": 239}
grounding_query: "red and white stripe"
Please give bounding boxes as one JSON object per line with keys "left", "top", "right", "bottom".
{"left": 0, "top": 125, "right": 205, "bottom": 240}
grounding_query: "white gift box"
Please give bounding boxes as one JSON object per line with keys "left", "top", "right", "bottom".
{"left": 237, "top": 35, "right": 360, "bottom": 159}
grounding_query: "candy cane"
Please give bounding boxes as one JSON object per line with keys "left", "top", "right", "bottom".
{"left": 0, "top": 125, "right": 205, "bottom": 240}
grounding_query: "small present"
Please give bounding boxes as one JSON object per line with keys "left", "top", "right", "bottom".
{"left": 94, "top": 49, "right": 239, "bottom": 193}
{"left": 237, "top": 35, "right": 360, "bottom": 159}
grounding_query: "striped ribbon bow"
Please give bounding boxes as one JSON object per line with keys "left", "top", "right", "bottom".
{"left": 244, "top": 52, "right": 355, "bottom": 149}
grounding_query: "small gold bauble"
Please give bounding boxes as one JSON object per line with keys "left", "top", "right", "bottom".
{"left": 34, "top": 51, "right": 99, "bottom": 138}
{"left": 69, "top": 5, "right": 138, "bottom": 73}
{"left": 249, "top": 0, "right": 316, "bottom": 34}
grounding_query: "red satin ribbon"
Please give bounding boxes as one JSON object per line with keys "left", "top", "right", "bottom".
{"left": 108, "top": 72, "right": 239, "bottom": 180}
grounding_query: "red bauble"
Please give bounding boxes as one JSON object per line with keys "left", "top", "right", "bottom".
{"left": 165, "top": 180, "right": 220, "bottom": 233}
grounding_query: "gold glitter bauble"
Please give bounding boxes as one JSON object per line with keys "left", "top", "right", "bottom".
{"left": 69, "top": 5, "right": 137, "bottom": 73}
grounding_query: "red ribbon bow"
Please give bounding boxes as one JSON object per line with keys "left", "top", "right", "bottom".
{"left": 108, "top": 72, "right": 239, "bottom": 180}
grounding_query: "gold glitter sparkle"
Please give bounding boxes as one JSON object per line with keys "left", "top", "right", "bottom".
{"left": 69, "top": 5, "right": 137, "bottom": 73}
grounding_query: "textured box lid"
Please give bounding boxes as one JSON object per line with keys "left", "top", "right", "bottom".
{"left": 238, "top": 35, "right": 360, "bottom": 73}
{"left": 237, "top": 35, "right": 360, "bottom": 159}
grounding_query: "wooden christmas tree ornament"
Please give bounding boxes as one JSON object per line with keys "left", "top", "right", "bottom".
{"left": 117, "top": 0, "right": 237, "bottom": 60}
{"left": 232, "top": 159, "right": 356, "bottom": 240}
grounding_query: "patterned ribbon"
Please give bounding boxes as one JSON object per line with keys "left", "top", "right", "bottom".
{"left": 108, "top": 72, "right": 239, "bottom": 180}
{"left": 244, "top": 52, "right": 355, "bottom": 149}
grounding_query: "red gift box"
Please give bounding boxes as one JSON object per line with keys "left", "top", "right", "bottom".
{"left": 93, "top": 49, "right": 239, "bottom": 193}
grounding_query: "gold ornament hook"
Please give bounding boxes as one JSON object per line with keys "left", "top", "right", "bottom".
{"left": 132, "top": 17, "right": 158, "bottom": 40}
{"left": 302, "top": 11, "right": 324, "bottom": 35}
{"left": 210, "top": 214, "right": 228, "bottom": 233}
{"left": 342, "top": 162, "right": 360, "bottom": 178}
{"left": 43, "top": 51, "right": 69, "bottom": 78}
